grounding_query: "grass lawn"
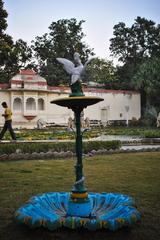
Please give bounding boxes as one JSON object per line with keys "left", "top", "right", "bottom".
{"left": 0, "top": 152, "right": 160, "bottom": 240}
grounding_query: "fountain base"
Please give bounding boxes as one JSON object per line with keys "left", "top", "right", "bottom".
{"left": 15, "top": 192, "right": 140, "bottom": 231}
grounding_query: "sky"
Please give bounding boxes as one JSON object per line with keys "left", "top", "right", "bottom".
{"left": 3, "top": 0, "right": 160, "bottom": 62}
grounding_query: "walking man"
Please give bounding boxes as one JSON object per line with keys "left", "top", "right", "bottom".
{"left": 0, "top": 102, "right": 16, "bottom": 140}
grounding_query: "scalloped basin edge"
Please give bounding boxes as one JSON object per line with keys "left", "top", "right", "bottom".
{"left": 15, "top": 192, "right": 141, "bottom": 231}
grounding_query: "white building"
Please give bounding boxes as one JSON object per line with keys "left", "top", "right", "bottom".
{"left": 0, "top": 69, "right": 141, "bottom": 128}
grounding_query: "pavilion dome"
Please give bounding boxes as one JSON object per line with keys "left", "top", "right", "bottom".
{"left": 10, "top": 69, "right": 47, "bottom": 90}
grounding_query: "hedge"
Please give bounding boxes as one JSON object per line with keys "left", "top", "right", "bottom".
{"left": 0, "top": 140, "right": 121, "bottom": 155}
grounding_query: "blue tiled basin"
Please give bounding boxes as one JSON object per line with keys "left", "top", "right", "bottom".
{"left": 15, "top": 192, "right": 140, "bottom": 231}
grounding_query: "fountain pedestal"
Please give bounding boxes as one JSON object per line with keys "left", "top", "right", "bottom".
{"left": 51, "top": 96, "right": 103, "bottom": 217}
{"left": 67, "top": 199, "right": 92, "bottom": 217}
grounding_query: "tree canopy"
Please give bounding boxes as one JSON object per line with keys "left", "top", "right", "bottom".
{"left": 84, "top": 58, "right": 116, "bottom": 87}
{"left": 31, "top": 18, "right": 95, "bottom": 86}
{"left": 110, "top": 16, "right": 160, "bottom": 63}
{"left": 110, "top": 16, "right": 160, "bottom": 117}
{"left": 0, "top": 0, "right": 14, "bottom": 82}
{"left": 0, "top": 0, "right": 32, "bottom": 83}
{"left": 110, "top": 16, "right": 160, "bottom": 84}
{"left": 132, "top": 56, "right": 160, "bottom": 112}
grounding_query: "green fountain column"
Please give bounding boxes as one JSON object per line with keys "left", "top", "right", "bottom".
{"left": 51, "top": 96, "right": 103, "bottom": 216}
{"left": 72, "top": 107, "right": 86, "bottom": 194}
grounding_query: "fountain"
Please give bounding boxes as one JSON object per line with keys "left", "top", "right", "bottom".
{"left": 15, "top": 53, "right": 140, "bottom": 231}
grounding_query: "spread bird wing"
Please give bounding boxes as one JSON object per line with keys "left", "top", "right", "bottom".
{"left": 56, "top": 58, "right": 75, "bottom": 75}
{"left": 81, "top": 58, "right": 95, "bottom": 76}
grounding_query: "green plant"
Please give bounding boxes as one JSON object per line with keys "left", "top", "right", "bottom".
{"left": 0, "top": 141, "right": 121, "bottom": 155}
{"left": 142, "top": 106, "right": 158, "bottom": 127}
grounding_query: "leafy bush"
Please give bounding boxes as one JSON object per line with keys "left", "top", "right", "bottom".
{"left": 0, "top": 141, "right": 121, "bottom": 155}
{"left": 83, "top": 140, "right": 121, "bottom": 153}
{"left": 101, "top": 126, "right": 160, "bottom": 137}
{"left": 142, "top": 106, "right": 158, "bottom": 127}
{"left": 129, "top": 117, "right": 140, "bottom": 127}
{"left": 112, "top": 120, "right": 126, "bottom": 127}
{"left": 144, "top": 131, "right": 160, "bottom": 138}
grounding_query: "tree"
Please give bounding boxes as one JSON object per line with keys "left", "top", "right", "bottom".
{"left": 31, "top": 18, "right": 95, "bottom": 86}
{"left": 0, "top": 0, "right": 7, "bottom": 34}
{"left": 84, "top": 58, "right": 116, "bottom": 87}
{"left": 0, "top": 0, "right": 33, "bottom": 83}
{"left": 115, "top": 62, "right": 139, "bottom": 90}
{"left": 110, "top": 16, "right": 160, "bottom": 63}
{"left": 132, "top": 56, "right": 160, "bottom": 114}
{"left": 11, "top": 39, "right": 33, "bottom": 69}
{"left": 0, "top": 0, "right": 13, "bottom": 82}
{"left": 110, "top": 17, "right": 160, "bottom": 84}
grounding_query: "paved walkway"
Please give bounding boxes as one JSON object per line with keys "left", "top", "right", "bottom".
{"left": 121, "top": 144, "right": 160, "bottom": 150}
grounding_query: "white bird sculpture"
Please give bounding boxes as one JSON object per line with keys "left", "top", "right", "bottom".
{"left": 56, "top": 52, "right": 93, "bottom": 85}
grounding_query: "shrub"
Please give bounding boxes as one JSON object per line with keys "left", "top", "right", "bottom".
{"left": 112, "top": 120, "right": 126, "bottom": 127}
{"left": 129, "top": 117, "right": 140, "bottom": 127}
{"left": 83, "top": 140, "right": 121, "bottom": 153}
{"left": 144, "top": 131, "right": 160, "bottom": 138}
{"left": 0, "top": 141, "right": 121, "bottom": 155}
{"left": 142, "top": 106, "right": 157, "bottom": 127}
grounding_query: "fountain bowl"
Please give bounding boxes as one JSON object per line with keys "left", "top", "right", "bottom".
{"left": 15, "top": 192, "right": 140, "bottom": 231}
{"left": 50, "top": 96, "right": 103, "bottom": 110}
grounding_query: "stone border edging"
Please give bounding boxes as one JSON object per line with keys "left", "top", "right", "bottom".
{"left": 0, "top": 147, "right": 160, "bottom": 161}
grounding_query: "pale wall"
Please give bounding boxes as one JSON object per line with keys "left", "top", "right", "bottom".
{"left": 84, "top": 91, "right": 141, "bottom": 122}
{"left": 0, "top": 89, "right": 141, "bottom": 128}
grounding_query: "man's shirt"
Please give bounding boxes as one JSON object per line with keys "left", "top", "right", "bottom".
{"left": 4, "top": 108, "right": 12, "bottom": 121}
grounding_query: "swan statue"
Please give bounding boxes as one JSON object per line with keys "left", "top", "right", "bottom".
{"left": 57, "top": 52, "right": 93, "bottom": 96}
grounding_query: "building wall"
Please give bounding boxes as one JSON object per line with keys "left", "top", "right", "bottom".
{"left": 84, "top": 91, "right": 140, "bottom": 123}
{"left": 46, "top": 92, "right": 73, "bottom": 124}
{"left": 0, "top": 89, "right": 140, "bottom": 128}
